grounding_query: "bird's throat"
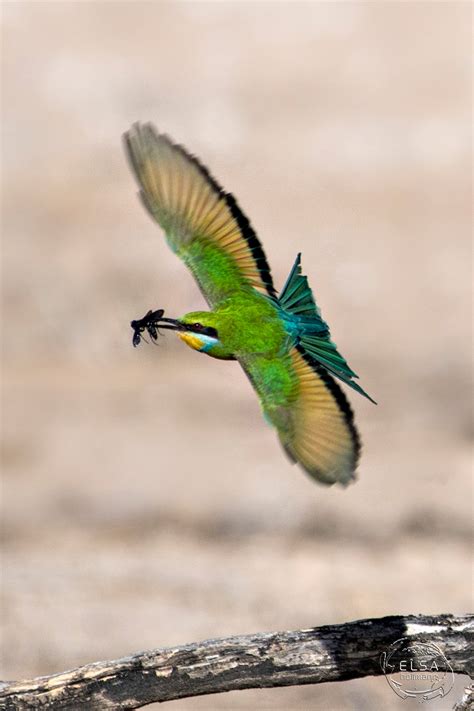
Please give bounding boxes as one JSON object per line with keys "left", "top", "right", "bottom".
{"left": 179, "top": 332, "right": 212, "bottom": 353}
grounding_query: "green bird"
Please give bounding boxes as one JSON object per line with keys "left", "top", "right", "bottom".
{"left": 124, "top": 123, "right": 375, "bottom": 487}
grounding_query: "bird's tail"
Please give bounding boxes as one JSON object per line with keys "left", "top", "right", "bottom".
{"left": 279, "top": 254, "right": 376, "bottom": 403}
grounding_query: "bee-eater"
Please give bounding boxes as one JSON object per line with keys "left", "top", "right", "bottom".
{"left": 124, "top": 123, "right": 375, "bottom": 487}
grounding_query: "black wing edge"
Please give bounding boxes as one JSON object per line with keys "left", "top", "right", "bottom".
{"left": 123, "top": 122, "right": 277, "bottom": 299}
{"left": 295, "top": 343, "right": 362, "bottom": 472}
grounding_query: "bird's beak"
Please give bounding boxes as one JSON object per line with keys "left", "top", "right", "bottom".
{"left": 152, "top": 317, "right": 184, "bottom": 331}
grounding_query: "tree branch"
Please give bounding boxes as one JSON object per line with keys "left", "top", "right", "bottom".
{"left": 0, "top": 614, "right": 472, "bottom": 710}
{"left": 453, "top": 684, "right": 474, "bottom": 711}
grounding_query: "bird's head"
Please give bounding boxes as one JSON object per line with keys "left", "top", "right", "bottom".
{"left": 175, "top": 311, "right": 221, "bottom": 354}
{"left": 131, "top": 309, "right": 232, "bottom": 358}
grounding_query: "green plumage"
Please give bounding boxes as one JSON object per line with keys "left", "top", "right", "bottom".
{"left": 124, "top": 122, "right": 375, "bottom": 486}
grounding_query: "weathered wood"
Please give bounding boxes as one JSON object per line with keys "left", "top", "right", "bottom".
{"left": 453, "top": 684, "right": 474, "bottom": 711}
{"left": 0, "top": 614, "right": 472, "bottom": 710}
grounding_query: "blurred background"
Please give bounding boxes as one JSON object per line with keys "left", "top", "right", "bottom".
{"left": 1, "top": 2, "right": 472, "bottom": 709}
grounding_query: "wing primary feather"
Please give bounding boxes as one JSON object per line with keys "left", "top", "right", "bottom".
{"left": 295, "top": 344, "right": 361, "bottom": 465}
{"left": 124, "top": 122, "right": 277, "bottom": 302}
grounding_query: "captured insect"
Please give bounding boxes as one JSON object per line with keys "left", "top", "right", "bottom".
{"left": 130, "top": 309, "right": 164, "bottom": 347}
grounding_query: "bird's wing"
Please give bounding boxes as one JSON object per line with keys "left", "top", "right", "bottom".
{"left": 124, "top": 123, "right": 276, "bottom": 307}
{"left": 239, "top": 345, "right": 360, "bottom": 486}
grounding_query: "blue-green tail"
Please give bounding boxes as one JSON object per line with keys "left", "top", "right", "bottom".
{"left": 278, "top": 254, "right": 376, "bottom": 404}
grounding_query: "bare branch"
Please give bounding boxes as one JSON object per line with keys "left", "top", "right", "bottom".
{"left": 0, "top": 614, "right": 471, "bottom": 710}
{"left": 453, "top": 684, "right": 474, "bottom": 711}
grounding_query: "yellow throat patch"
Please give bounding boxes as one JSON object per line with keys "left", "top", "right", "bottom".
{"left": 179, "top": 332, "right": 205, "bottom": 352}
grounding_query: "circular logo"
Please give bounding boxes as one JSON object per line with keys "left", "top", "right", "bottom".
{"left": 380, "top": 638, "right": 454, "bottom": 701}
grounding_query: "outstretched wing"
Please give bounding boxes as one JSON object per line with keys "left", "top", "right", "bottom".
{"left": 124, "top": 123, "right": 276, "bottom": 306}
{"left": 240, "top": 346, "right": 360, "bottom": 486}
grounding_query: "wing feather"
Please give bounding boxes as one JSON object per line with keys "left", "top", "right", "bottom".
{"left": 124, "top": 123, "right": 276, "bottom": 306}
{"left": 240, "top": 345, "right": 360, "bottom": 486}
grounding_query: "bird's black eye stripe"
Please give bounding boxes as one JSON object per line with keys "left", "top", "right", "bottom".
{"left": 189, "top": 323, "right": 218, "bottom": 338}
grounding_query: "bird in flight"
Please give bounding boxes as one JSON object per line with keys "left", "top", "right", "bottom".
{"left": 124, "top": 123, "right": 375, "bottom": 486}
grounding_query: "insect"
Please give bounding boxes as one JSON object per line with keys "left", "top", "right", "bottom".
{"left": 130, "top": 309, "right": 164, "bottom": 347}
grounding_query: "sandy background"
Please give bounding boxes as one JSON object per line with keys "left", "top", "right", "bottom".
{"left": 1, "top": 2, "right": 472, "bottom": 709}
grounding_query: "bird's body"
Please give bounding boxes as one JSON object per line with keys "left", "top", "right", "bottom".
{"left": 181, "top": 295, "right": 286, "bottom": 358}
{"left": 125, "top": 123, "right": 375, "bottom": 486}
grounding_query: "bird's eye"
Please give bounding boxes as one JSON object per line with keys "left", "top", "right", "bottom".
{"left": 193, "top": 323, "right": 202, "bottom": 330}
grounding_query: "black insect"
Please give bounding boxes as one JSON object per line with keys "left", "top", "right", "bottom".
{"left": 131, "top": 309, "right": 165, "bottom": 347}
